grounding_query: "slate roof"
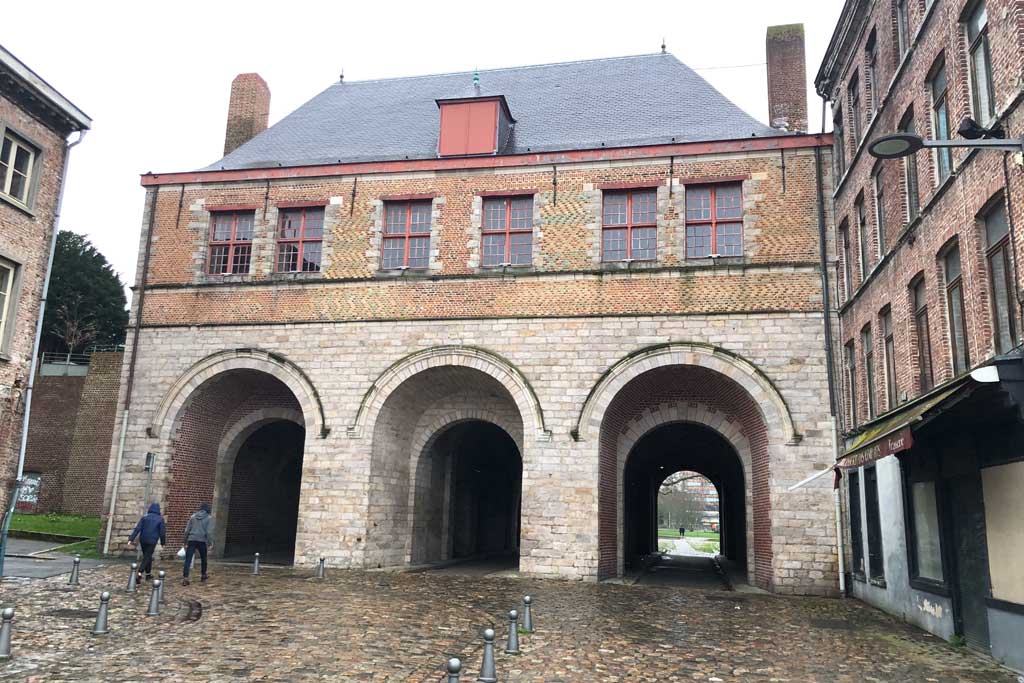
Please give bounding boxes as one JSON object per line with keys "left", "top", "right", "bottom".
{"left": 202, "top": 53, "right": 781, "bottom": 171}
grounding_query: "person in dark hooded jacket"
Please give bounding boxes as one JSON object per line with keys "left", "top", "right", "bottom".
{"left": 182, "top": 502, "right": 213, "bottom": 585}
{"left": 128, "top": 502, "right": 166, "bottom": 582}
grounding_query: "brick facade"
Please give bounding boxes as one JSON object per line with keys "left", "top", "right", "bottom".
{"left": 20, "top": 352, "right": 123, "bottom": 515}
{"left": 821, "top": 0, "right": 1024, "bottom": 431}
{"left": 0, "top": 50, "right": 90, "bottom": 516}
{"left": 101, "top": 53, "right": 840, "bottom": 594}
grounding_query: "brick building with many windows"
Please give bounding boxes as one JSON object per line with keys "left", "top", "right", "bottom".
{"left": 101, "top": 29, "right": 842, "bottom": 595}
{"left": 0, "top": 46, "right": 90, "bottom": 521}
{"left": 817, "top": 0, "right": 1024, "bottom": 668}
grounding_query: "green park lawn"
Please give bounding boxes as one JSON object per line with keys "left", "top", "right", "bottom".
{"left": 657, "top": 527, "right": 718, "bottom": 539}
{"left": 8, "top": 513, "right": 103, "bottom": 558}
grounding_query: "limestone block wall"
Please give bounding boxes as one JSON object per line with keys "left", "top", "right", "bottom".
{"left": 102, "top": 311, "right": 838, "bottom": 594}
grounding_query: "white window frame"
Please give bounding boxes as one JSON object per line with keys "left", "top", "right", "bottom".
{"left": 1, "top": 131, "right": 37, "bottom": 207}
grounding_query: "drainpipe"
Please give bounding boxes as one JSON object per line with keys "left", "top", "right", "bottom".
{"left": 101, "top": 185, "right": 161, "bottom": 555}
{"left": 814, "top": 95, "right": 847, "bottom": 596}
{"left": 0, "top": 130, "right": 86, "bottom": 576}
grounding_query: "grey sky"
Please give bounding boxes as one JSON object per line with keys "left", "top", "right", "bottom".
{"left": 5, "top": 0, "right": 843, "bottom": 295}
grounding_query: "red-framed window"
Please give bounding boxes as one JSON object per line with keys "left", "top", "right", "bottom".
{"left": 208, "top": 211, "right": 254, "bottom": 275}
{"left": 482, "top": 196, "right": 533, "bottom": 267}
{"left": 276, "top": 207, "right": 324, "bottom": 273}
{"left": 602, "top": 189, "right": 657, "bottom": 262}
{"left": 685, "top": 183, "right": 743, "bottom": 258}
{"left": 382, "top": 200, "right": 432, "bottom": 269}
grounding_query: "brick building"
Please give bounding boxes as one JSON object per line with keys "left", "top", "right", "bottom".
{"left": 101, "top": 29, "right": 841, "bottom": 594}
{"left": 817, "top": 0, "right": 1024, "bottom": 667}
{"left": 18, "top": 351, "right": 123, "bottom": 515}
{"left": 0, "top": 46, "right": 90, "bottom": 520}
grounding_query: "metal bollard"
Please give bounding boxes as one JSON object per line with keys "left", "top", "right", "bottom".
{"left": 68, "top": 555, "right": 81, "bottom": 586}
{"left": 505, "top": 610, "right": 520, "bottom": 654}
{"left": 521, "top": 595, "right": 534, "bottom": 633}
{"left": 126, "top": 563, "right": 138, "bottom": 593}
{"left": 157, "top": 570, "right": 166, "bottom": 604}
{"left": 253, "top": 552, "right": 260, "bottom": 575}
{"left": 316, "top": 557, "right": 325, "bottom": 579}
{"left": 477, "top": 628, "right": 497, "bottom": 682}
{"left": 92, "top": 592, "right": 111, "bottom": 635}
{"left": 445, "top": 657, "right": 462, "bottom": 683}
{"left": 0, "top": 607, "right": 13, "bottom": 660}
{"left": 146, "top": 580, "right": 161, "bottom": 617}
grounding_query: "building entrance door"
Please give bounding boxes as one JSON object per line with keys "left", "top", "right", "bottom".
{"left": 948, "top": 474, "right": 991, "bottom": 650}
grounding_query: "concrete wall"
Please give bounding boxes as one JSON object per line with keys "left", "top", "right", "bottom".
{"left": 847, "top": 454, "right": 955, "bottom": 639}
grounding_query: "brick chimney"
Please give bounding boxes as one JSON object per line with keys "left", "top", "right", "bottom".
{"left": 223, "top": 73, "right": 270, "bottom": 156}
{"left": 765, "top": 24, "right": 807, "bottom": 133}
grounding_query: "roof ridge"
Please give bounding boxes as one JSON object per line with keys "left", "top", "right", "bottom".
{"left": 334, "top": 52, "right": 672, "bottom": 87}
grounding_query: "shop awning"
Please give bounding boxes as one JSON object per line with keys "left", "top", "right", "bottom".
{"left": 838, "top": 379, "right": 972, "bottom": 470}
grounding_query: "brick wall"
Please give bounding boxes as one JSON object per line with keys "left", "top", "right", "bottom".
{"left": 223, "top": 73, "right": 269, "bottom": 156}
{"left": 766, "top": 24, "right": 809, "bottom": 132}
{"left": 20, "top": 372, "right": 84, "bottom": 512}
{"left": 20, "top": 352, "right": 123, "bottom": 515}
{"left": 822, "top": 0, "right": 1024, "bottom": 432}
{"left": 0, "top": 91, "right": 69, "bottom": 515}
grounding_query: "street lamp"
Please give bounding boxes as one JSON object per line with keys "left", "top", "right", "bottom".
{"left": 868, "top": 119, "right": 1024, "bottom": 159}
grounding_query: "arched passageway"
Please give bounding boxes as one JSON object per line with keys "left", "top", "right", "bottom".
{"left": 624, "top": 423, "right": 745, "bottom": 569}
{"left": 366, "top": 364, "right": 526, "bottom": 570}
{"left": 411, "top": 420, "right": 521, "bottom": 565}
{"left": 166, "top": 368, "right": 307, "bottom": 561}
{"left": 597, "top": 363, "right": 772, "bottom": 588}
{"left": 224, "top": 420, "right": 305, "bottom": 561}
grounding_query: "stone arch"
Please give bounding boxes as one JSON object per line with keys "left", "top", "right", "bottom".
{"left": 573, "top": 342, "right": 798, "bottom": 445}
{"left": 593, "top": 357, "right": 777, "bottom": 588}
{"left": 615, "top": 404, "right": 755, "bottom": 576}
{"left": 149, "top": 348, "right": 326, "bottom": 441}
{"left": 348, "top": 345, "right": 548, "bottom": 441}
{"left": 210, "top": 408, "right": 304, "bottom": 553}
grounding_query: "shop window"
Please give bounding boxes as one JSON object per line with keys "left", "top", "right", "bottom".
{"left": 849, "top": 470, "right": 865, "bottom": 578}
{"left": 902, "top": 458, "right": 947, "bottom": 591}
{"left": 864, "top": 466, "right": 885, "bottom": 582}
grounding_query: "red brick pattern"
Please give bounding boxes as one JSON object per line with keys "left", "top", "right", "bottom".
{"left": 597, "top": 365, "right": 771, "bottom": 588}
{"left": 223, "top": 73, "right": 270, "bottom": 156}
{"left": 767, "top": 24, "right": 809, "bottom": 132}
{"left": 0, "top": 92, "right": 69, "bottom": 514}
{"left": 20, "top": 373, "right": 85, "bottom": 512}
{"left": 823, "top": 0, "right": 1024, "bottom": 432}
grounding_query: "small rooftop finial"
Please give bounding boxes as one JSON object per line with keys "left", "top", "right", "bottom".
{"left": 339, "top": 68, "right": 344, "bottom": 83}
{"left": 661, "top": 38, "right": 666, "bottom": 54}
{"left": 473, "top": 67, "right": 480, "bottom": 89}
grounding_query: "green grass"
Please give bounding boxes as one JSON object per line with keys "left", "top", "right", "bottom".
{"left": 657, "top": 528, "right": 718, "bottom": 539}
{"left": 9, "top": 513, "right": 103, "bottom": 558}
{"left": 687, "top": 539, "right": 721, "bottom": 554}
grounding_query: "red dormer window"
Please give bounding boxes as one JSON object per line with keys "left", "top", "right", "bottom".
{"left": 437, "top": 96, "right": 514, "bottom": 157}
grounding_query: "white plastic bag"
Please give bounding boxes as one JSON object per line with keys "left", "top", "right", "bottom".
{"left": 176, "top": 546, "right": 186, "bottom": 559}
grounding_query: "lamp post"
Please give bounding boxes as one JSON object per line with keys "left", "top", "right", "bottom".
{"left": 868, "top": 132, "right": 1024, "bottom": 159}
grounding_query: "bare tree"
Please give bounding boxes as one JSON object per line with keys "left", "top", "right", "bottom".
{"left": 49, "top": 296, "right": 98, "bottom": 354}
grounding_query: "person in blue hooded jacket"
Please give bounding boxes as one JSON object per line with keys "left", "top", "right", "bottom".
{"left": 128, "top": 502, "right": 166, "bottom": 582}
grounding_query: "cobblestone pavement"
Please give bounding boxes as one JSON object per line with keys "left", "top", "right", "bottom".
{"left": 0, "top": 562, "right": 1017, "bottom": 682}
